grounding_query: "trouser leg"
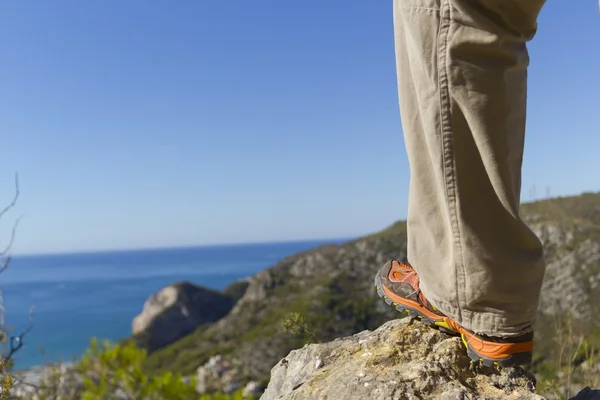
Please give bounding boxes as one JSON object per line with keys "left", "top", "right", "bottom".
{"left": 393, "top": 0, "right": 546, "bottom": 336}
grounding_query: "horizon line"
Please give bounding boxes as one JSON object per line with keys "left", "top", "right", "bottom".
{"left": 13, "top": 235, "right": 360, "bottom": 259}
{"left": 11, "top": 189, "right": 600, "bottom": 258}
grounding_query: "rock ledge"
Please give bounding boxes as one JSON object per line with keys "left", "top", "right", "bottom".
{"left": 261, "top": 318, "right": 543, "bottom": 400}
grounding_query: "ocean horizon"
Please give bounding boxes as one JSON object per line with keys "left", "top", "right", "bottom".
{"left": 1, "top": 238, "right": 351, "bottom": 371}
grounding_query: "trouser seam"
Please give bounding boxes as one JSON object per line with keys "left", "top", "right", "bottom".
{"left": 400, "top": 6, "right": 440, "bottom": 12}
{"left": 437, "top": 0, "right": 467, "bottom": 323}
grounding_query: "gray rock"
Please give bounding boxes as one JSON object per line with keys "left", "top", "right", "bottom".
{"left": 196, "top": 354, "right": 240, "bottom": 394}
{"left": 261, "top": 319, "right": 545, "bottom": 400}
{"left": 243, "top": 381, "right": 263, "bottom": 397}
{"left": 11, "top": 363, "right": 85, "bottom": 400}
{"left": 132, "top": 281, "right": 235, "bottom": 351}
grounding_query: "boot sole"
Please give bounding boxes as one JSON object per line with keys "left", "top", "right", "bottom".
{"left": 374, "top": 273, "right": 532, "bottom": 368}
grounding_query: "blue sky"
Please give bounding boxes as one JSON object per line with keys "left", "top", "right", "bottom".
{"left": 1, "top": 1, "right": 598, "bottom": 255}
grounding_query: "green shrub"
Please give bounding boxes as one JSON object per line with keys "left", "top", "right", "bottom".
{"left": 31, "top": 339, "right": 256, "bottom": 400}
{"left": 0, "top": 332, "right": 15, "bottom": 400}
{"left": 279, "top": 312, "right": 316, "bottom": 344}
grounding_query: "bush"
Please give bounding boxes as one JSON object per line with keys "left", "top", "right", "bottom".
{"left": 30, "top": 339, "right": 256, "bottom": 400}
{"left": 279, "top": 312, "right": 315, "bottom": 344}
{"left": 0, "top": 332, "right": 15, "bottom": 399}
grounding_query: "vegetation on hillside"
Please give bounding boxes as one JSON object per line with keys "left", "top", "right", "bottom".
{"left": 21, "top": 339, "right": 256, "bottom": 400}
{"left": 140, "top": 192, "right": 600, "bottom": 398}
{"left": 6, "top": 190, "right": 600, "bottom": 398}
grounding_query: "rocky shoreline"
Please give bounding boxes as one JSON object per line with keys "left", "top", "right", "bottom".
{"left": 10, "top": 363, "right": 74, "bottom": 399}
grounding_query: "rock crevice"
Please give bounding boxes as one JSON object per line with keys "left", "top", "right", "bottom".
{"left": 262, "top": 319, "right": 549, "bottom": 400}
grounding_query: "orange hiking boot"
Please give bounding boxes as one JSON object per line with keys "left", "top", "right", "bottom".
{"left": 374, "top": 260, "right": 534, "bottom": 367}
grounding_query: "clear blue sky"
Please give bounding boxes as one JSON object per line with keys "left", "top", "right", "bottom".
{"left": 1, "top": 1, "right": 598, "bottom": 255}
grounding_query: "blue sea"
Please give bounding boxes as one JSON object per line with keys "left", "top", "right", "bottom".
{"left": 2, "top": 239, "right": 344, "bottom": 370}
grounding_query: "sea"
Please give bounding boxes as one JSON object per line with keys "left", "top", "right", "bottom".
{"left": 1, "top": 239, "right": 346, "bottom": 371}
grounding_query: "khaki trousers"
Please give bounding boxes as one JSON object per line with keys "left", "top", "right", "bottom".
{"left": 394, "top": 0, "right": 547, "bottom": 336}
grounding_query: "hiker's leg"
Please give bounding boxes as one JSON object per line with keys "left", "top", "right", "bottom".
{"left": 394, "top": 0, "right": 546, "bottom": 337}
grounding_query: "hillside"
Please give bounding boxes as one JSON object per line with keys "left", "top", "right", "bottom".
{"left": 139, "top": 192, "right": 600, "bottom": 396}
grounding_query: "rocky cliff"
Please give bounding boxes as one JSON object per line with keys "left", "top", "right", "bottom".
{"left": 132, "top": 281, "right": 238, "bottom": 351}
{"left": 135, "top": 192, "right": 600, "bottom": 398}
{"left": 260, "top": 319, "right": 600, "bottom": 400}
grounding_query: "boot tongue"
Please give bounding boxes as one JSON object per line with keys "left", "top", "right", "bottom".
{"left": 390, "top": 261, "right": 434, "bottom": 311}
{"left": 389, "top": 261, "right": 420, "bottom": 289}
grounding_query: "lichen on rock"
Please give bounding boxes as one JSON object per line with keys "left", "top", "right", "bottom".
{"left": 261, "top": 319, "right": 545, "bottom": 400}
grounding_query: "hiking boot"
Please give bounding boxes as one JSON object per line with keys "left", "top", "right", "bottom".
{"left": 374, "top": 260, "right": 534, "bottom": 367}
